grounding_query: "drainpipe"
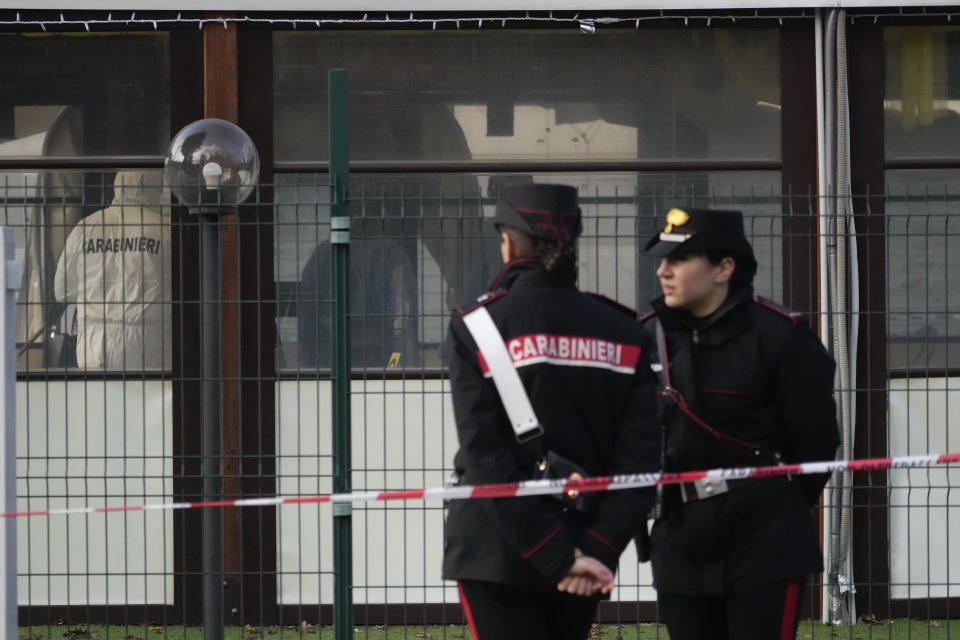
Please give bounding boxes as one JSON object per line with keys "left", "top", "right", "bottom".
{"left": 815, "top": 8, "right": 833, "bottom": 622}
{"left": 826, "top": 7, "right": 858, "bottom": 626}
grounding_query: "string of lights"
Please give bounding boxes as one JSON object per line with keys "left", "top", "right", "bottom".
{"left": 1, "top": 7, "right": 956, "bottom": 32}
{"left": 0, "top": 9, "right": 829, "bottom": 32}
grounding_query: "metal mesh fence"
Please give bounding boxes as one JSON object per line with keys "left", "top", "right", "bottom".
{"left": 0, "top": 171, "right": 957, "bottom": 638}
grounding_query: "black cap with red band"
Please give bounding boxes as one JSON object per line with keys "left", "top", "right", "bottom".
{"left": 491, "top": 183, "right": 583, "bottom": 249}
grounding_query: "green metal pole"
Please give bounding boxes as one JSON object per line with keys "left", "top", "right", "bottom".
{"left": 328, "top": 68, "right": 353, "bottom": 640}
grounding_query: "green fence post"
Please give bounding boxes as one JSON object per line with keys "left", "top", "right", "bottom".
{"left": 328, "top": 68, "right": 353, "bottom": 640}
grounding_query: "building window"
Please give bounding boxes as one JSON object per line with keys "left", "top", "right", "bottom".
{"left": 884, "top": 27, "right": 960, "bottom": 372}
{"left": 0, "top": 33, "right": 171, "bottom": 371}
{"left": 272, "top": 27, "right": 781, "bottom": 372}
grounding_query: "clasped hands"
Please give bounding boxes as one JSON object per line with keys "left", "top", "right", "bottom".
{"left": 556, "top": 548, "right": 614, "bottom": 597}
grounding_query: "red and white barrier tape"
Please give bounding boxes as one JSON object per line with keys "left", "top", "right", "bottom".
{"left": 4, "top": 452, "right": 960, "bottom": 519}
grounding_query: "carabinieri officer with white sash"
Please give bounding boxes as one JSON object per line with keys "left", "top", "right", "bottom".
{"left": 443, "top": 183, "right": 661, "bottom": 640}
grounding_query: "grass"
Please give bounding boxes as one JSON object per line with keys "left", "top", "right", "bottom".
{"left": 16, "top": 620, "right": 960, "bottom": 640}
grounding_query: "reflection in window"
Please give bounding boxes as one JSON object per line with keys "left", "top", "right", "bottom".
{"left": 0, "top": 33, "right": 170, "bottom": 372}
{"left": 0, "top": 33, "right": 170, "bottom": 156}
{"left": 274, "top": 29, "right": 780, "bottom": 163}
{"left": 274, "top": 172, "right": 784, "bottom": 372}
{"left": 297, "top": 232, "right": 419, "bottom": 370}
{"left": 884, "top": 27, "right": 960, "bottom": 160}
{"left": 886, "top": 171, "right": 960, "bottom": 372}
{"left": 274, "top": 174, "right": 498, "bottom": 371}
{"left": 273, "top": 28, "right": 783, "bottom": 372}
{"left": 0, "top": 107, "right": 84, "bottom": 369}
{"left": 453, "top": 104, "right": 639, "bottom": 160}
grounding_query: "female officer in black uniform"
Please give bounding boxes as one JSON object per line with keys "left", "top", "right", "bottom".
{"left": 641, "top": 207, "right": 840, "bottom": 640}
{"left": 443, "top": 183, "right": 661, "bottom": 640}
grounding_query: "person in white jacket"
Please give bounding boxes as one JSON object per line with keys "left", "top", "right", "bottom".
{"left": 53, "top": 169, "right": 171, "bottom": 370}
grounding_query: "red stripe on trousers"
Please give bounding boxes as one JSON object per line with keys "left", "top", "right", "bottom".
{"left": 458, "top": 581, "right": 481, "bottom": 640}
{"left": 780, "top": 578, "right": 802, "bottom": 640}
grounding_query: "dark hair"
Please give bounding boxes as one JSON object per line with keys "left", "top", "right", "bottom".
{"left": 497, "top": 224, "right": 578, "bottom": 283}
{"left": 704, "top": 250, "right": 757, "bottom": 290}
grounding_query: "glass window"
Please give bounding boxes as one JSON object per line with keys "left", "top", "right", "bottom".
{"left": 0, "top": 169, "right": 173, "bottom": 371}
{"left": 275, "top": 171, "right": 783, "bottom": 372}
{"left": 274, "top": 28, "right": 781, "bottom": 162}
{"left": 0, "top": 34, "right": 171, "bottom": 155}
{"left": 273, "top": 28, "right": 783, "bottom": 372}
{"left": 0, "top": 32, "right": 171, "bottom": 371}
{"left": 885, "top": 170, "right": 960, "bottom": 372}
{"left": 885, "top": 26, "right": 960, "bottom": 160}
{"left": 274, "top": 173, "right": 495, "bottom": 371}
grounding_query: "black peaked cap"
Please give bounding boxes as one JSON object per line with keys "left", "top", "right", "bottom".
{"left": 644, "top": 207, "right": 756, "bottom": 266}
{"left": 491, "top": 183, "right": 582, "bottom": 248}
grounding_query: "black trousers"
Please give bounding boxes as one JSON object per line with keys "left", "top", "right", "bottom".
{"left": 658, "top": 577, "right": 804, "bottom": 640}
{"left": 458, "top": 579, "right": 600, "bottom": 640}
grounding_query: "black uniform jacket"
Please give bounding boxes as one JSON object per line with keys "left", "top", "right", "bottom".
{"left": 642, "top": 286, "right": 841, "bottom": 596}
{"left": 442, "top": 259, "right": 661, "bottom": 588}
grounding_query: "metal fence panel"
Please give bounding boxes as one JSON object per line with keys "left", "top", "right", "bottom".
{"left": 0, "top": 174, "right": 956, "bottom": 636}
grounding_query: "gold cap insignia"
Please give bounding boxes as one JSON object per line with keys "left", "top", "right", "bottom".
{"left": 664, "top": 208, "right": 690, "bottom": 234}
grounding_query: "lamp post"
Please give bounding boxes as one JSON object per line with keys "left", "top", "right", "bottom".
{"left": 164, "top": 118, "right": 259, "bottom": 640}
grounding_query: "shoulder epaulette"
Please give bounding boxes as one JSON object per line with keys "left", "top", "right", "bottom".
{"left": 586, "top": 292, "right": 638, "bottom": 318}
{"left": 456, "top": 288, "right": 507, "bottom": 317}
{"left": 755, "top": 296, "right": 800, "bottom": 326}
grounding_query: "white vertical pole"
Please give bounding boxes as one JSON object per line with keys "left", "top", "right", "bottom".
{"left": 0, "top": 227, "right": 21, "bottom": 638}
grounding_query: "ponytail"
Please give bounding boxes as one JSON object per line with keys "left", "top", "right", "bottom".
{"left": 497, "top": 224, "right": 578, "bottom": 283}
{"left": 534, "top": 238, "right": 578, "bottom": 283}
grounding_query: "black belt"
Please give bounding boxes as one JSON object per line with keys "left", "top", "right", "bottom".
{"left": 677, "top": 477, "right": 761, "bottom": 503}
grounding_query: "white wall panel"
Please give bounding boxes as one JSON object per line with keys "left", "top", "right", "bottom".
{"left": 276, "top": 379, "right": 655, "bottom": 605}
{"left": 889, "top": 377, "right": 960, "bottom": 599}
{"left": 16, "top": 381, "right": 173, "bottom": 605}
